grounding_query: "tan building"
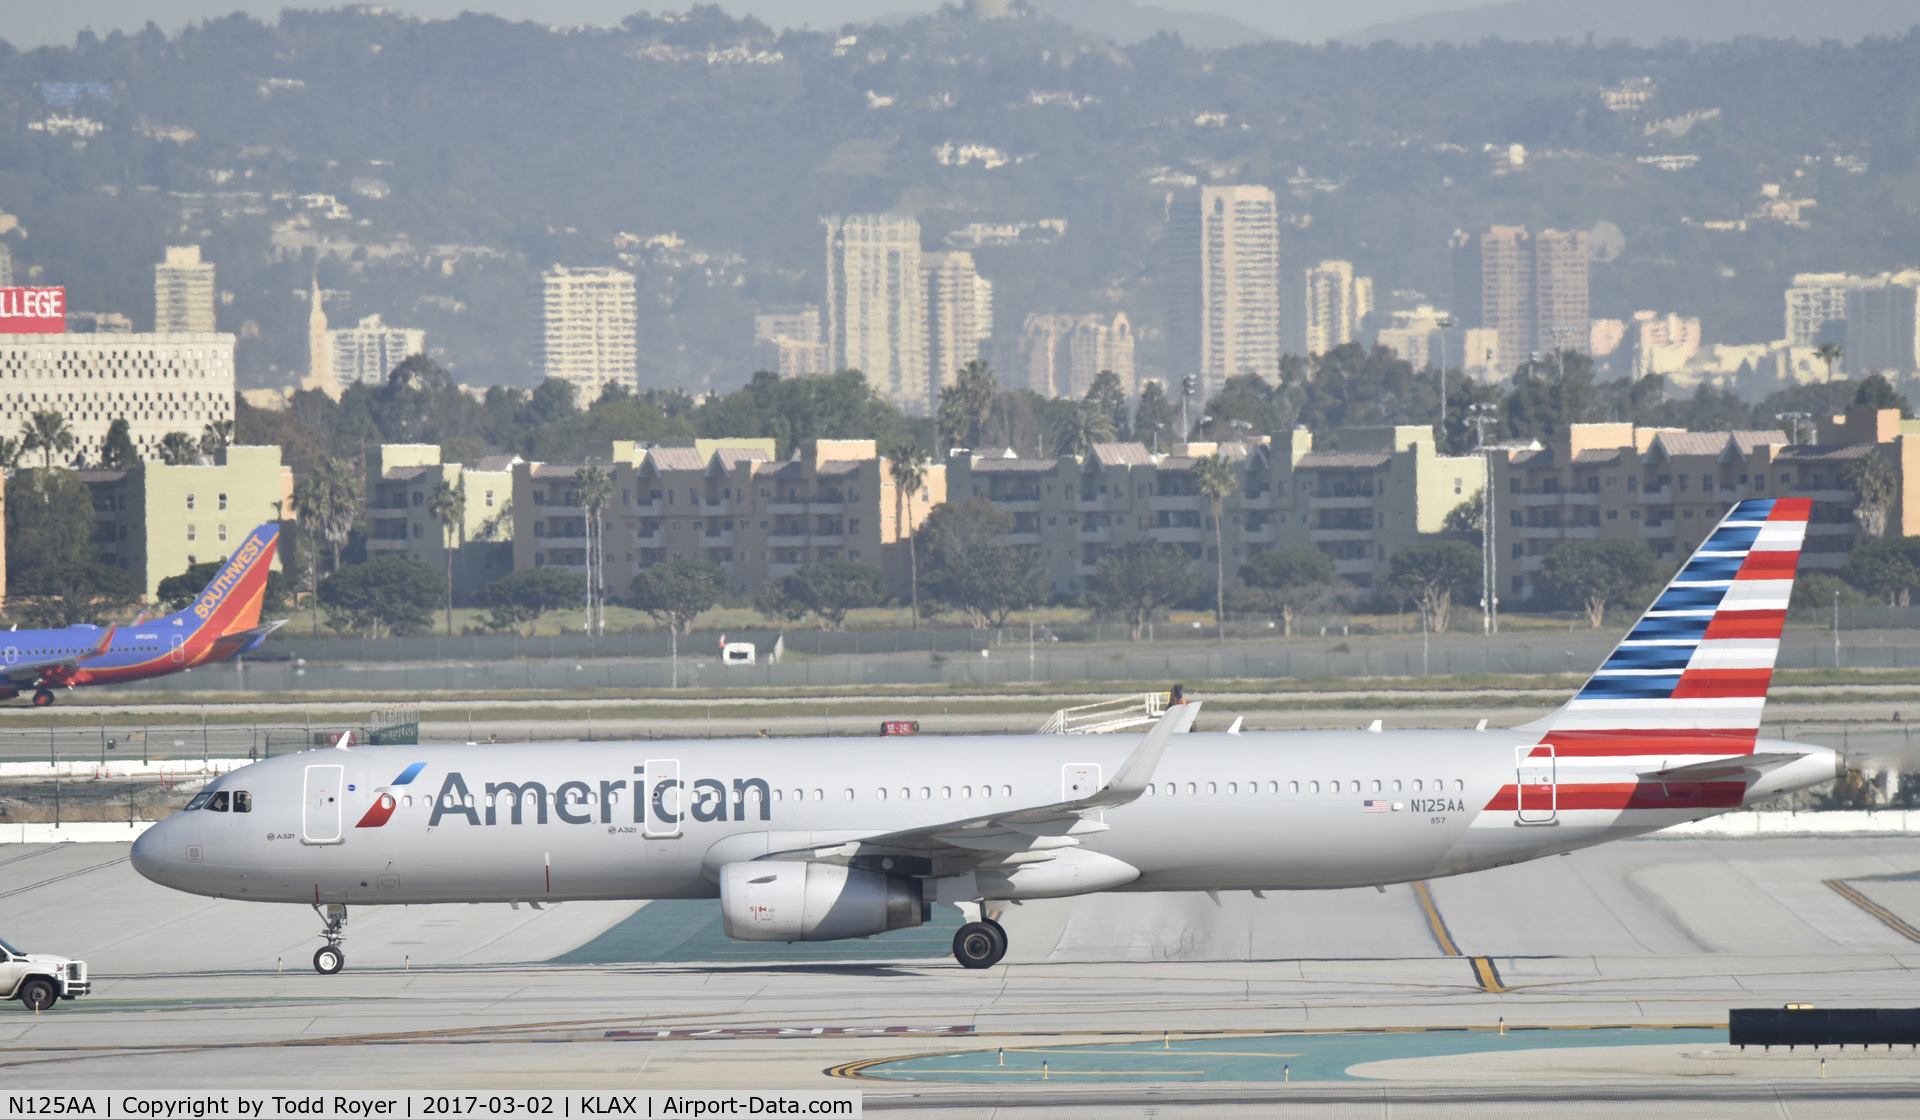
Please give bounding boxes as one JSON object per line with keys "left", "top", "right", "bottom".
{"left": 752, "top": 306, "right": 829, "bottom": 376}
{"left": 0, "top": 333, "right": 235, "bottom": 462}
{"left": 1168, "top": 184, "right": 1282, "bottom": 398}
{"left": 154, "top": 246, "right": 216, "bottom": 334}
{"left": 1452, "top": 225, "right": 1531, "bottom": 376}
{"left": 1843, "top": 272, "right": 1920, "bottom": 374}
{"left": 1532, "top": 228, "right": 1591, "bottom": 355}
{"left": 1375, "top": 305, "right": 1499, "bottom": 376}
{"left": 365, "top": 444, "right": 519, "bottom": 601}
{"left": 1785, "top": 272, "right": 1862, "bottom": 350}
{"left": 1302, "top": 260, "right": 1372, "bottom": 356}
{"left": 541, "top": 265, "right": 636, "bottom": 399}
{"left": 823, "top": 214, "right": 928, "bottom": 413}
{"left": 923, "top": 251, "right": 992, "bottom": 408}
{"left": 512, "top": 439, "right": 946, "bottom": 601}
{"left": 1001, "top": 312, "right": 1135, "bottom": 398}
{"left": 80, "top": 444, "right": 290, "bottom": 599}
{"left": 331, "top": 313, "right": 425, "bottom": 387}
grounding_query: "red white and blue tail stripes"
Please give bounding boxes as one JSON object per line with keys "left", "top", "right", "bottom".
{"left": 1533, "top": 497, "right": 1810, "bottom": 757}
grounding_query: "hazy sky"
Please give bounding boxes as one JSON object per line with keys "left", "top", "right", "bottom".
{"left": 5, "top": 1, "right": 1482, "bottom": 50}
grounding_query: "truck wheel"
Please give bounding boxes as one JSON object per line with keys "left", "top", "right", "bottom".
{"left": 18, "top": 978, "right": 57, "bottom": 1011}
{"left": 313, "top": 946, "right": 345, "bottom": 975}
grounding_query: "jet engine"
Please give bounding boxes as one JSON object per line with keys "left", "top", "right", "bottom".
{"left": 719, "top": 860, "right": 925, "bottom": 942}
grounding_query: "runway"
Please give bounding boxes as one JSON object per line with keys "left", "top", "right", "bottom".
{"left": 5, "top": 836, "right": 1920, "bottom": 1114}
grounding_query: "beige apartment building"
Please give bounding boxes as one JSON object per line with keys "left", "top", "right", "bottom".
{"left": 1168, "top": 185, "right": 1282, "bottom": 398}
{"left": 512, "top": 439, "right": 947, "bottom": 601}
{"left": 365, "top": 444, "right": 519, "bottom": 601}
{"left": 923, "top": 251, "right": 992, "bottom": 406}
{"left": 79, "top": 444, "right": 291, "bottom": 600}
{"left": 823, "top": 214, "right": 928, "bottom": 413}
{"left": 752, "top": 306, "right": 829, "bottom": 376}
{"left": 331, "top": 314, "right": 425, "bottom": 387}
{"left": 541, "top": 265, "right": 636, "bottom": 399}
{"left": 154, "top": 245, "right": 216, "bottom": 334}
{"left": 0, "top": 332, "right": 236, "bottom": 463}
{"left": 1302, "top": 260, "right": 1372, "bottom": 357}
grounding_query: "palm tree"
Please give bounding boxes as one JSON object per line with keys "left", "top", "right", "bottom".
{"left": 1815, "top": 342, "right": 1844, "bottom": 416}
{"left": 572, "top": 465, "right": 613, "bottom": 635}
{"left": 156, "top": 431, "right": 200, "bottom": 466}
{"left": 1191, "top": 452, "right": 1240, "bottom": 645}
{"left": 425, "top": 478, "right": 467, "bottom": 636}
{"left": 886, "top": 444, "right": 930, "bottom": 628}
{"left": 293, "top": 458, "right": 364, "bottom": 575}
{"left": 0, "top": 436, "right": 23, "bottom": 474}
{"left": 200, "top": 419, "right": 235, "bottom": 458}
{"left": 21, "top": 410, "right": 75, "bottom": 469}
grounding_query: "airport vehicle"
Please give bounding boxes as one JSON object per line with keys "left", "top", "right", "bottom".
{"left": 0, "top": 935, "right": 89, "bottom": 1011}
{"left": 131, "top": 499, "right": 1842, "bottom": 973}
{"left": 1, "top": 523, "right": 283, "bottom": 705}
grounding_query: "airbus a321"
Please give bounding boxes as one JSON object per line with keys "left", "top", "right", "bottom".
{"left": 3, "top": 523, "right": 284, "bottom": 705}
{"left": 132, "top": 500, "right": 1840, "bottom": 973}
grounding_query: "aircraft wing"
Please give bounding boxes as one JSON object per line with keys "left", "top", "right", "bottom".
{"left": 768, "top": 702, "right": 1202, "bottom": 866}
{"left": 1638, "top": 752, "right": 1808, "bottom": 783}
{"left": 0, "top": 623, "right": 117, "bottom": 687}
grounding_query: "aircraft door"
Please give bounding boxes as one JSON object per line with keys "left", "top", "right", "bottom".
{"left": 170, "top": 634, "right": 187, "bottom": 663}
{"left": 645, "top": 758, "right": 682, "bottom": 838}
{"left": 1062, "top": 763, "right": 1101, "bottom": 802}
{"left": 303, "top": 763, "right": 345, "bottom": 844}
{"left": 1515, "top": 744, "right": 1557, "bottom": 824}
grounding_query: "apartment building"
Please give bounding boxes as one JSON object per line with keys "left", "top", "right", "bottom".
{"left": 946, "top": 426, "right": 1482, "bottom": 598}
{"left": 1786, "top": 272, "right": 1862, "bottom": 350}
{"left": 1843, "top": 272, "right": 1920, "bottom": 374}
{"left": 331, "top": 314, "right": 425, "bottom": 387}
{"left": 823, "top": 214, "right": 928, "bottom": 413}
{"left": 79, "top": 444, "right": 291, "bottom": 599}
{"left": 923, "top": 251, "right": 992, "bottom": 406}
{"left": 154, "top": 245, "right": 216, "bottom": 334}
{"left": 0, "top": 332, "right": 235, "bottom": 462}
{"left": 1452, "top": 225, "right": 1591, "bottom": 374}
{"left": 1302, "top": 260, "right": 1372, "bottom": 357}
{"left": 1374, "top": 305, "right": 1501, "bottom": 376}
{"left": 999, "top": 312, "right": 1135, "bottom": 398}
{"left": 511, "top": 439, "right": 946, "bottom": 601}
{"left": 752, "top": 306, "right": 829, "bottom": 376}
{"left": 365, "top": 444, "right": 519, "bottom": 601}
{"left": 541, "top": 265, "right": 637, "bottom": 399}
{"left": 1167, "top": 185, "right": 1282, "bottom": 399}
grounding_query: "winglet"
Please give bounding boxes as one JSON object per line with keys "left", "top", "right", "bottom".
{"left": 80, "top": 622, "right": 117, "bottom": 661}
{"left": 1085, "top": 701, "right": 1200, "bottom": 809}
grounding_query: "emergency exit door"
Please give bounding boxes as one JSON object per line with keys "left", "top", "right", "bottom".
{"left": 303, "top": 763, "right": 345, "bottom": 844}
{"left": 1515, "top": 744, "right": 1557, "bottom": 824}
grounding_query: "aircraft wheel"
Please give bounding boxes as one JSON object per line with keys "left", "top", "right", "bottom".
{"left": 313, "top": 946, "right": 345, "bottom": 975}
{"left": 31, "top": 690, "right": 54, "bottom": 707}
{"left": 952, "top": 921, "right": 1007, "bottom": 969}
{"left": 18, "top": 978, "right": 58, "bottom": 1012}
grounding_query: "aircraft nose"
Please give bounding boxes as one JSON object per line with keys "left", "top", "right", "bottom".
{"left": 130, "top": 819, "right": 176, "bottom": 885}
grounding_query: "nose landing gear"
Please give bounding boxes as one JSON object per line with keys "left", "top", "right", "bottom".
{"left": 311, "top": 902, "right": 347, "bottom": 974}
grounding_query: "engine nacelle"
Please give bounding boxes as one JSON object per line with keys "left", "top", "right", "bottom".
{"left": 719, "top": 860, "right": 924, "bottom": 942}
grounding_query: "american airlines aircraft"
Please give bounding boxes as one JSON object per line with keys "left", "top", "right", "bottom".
{"left": 132, "top": 499, "right": 1840, "bottom": 974}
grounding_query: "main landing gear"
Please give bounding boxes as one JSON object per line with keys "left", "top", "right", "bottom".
{"left": 32, "top": 689, "right": 55, "bottom": 707}
{"left": 311, "top": 903, "right": 347, "bottom": 974}
{"left": 952, "top": 919, "right": 1008, "bottom": 969}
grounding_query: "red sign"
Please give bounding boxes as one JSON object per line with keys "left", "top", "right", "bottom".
{"left": 0, "top": 287, "right": 65, "bottom": 333}
{"left": 880, "top": 720, "right": 920, "bottom": 736}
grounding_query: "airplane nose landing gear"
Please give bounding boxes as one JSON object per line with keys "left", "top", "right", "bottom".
{"left": 952, "top": 919, "right": 1007, "bottom": 969}
{"left": 311, "top": 902, "right": 348, "bottom": 974}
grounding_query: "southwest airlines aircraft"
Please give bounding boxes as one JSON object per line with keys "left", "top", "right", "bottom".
{"left": 133, "top": 500, "right": 1840, "bottom": 974}
{"left": 2, "top": 523, "right": 283, "bottom": 705}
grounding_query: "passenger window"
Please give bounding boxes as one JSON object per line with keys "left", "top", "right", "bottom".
{"left": 402, "top": 795, "right": 413, "bottom": 808}
{"left": 876, "top": 788, "right": 888, "bottom": 801}
{"left": 1433, "top": 779, "right": 1443, "bottom": 791}
{"left": 1227, "top": 782, "right": 1238, "bottom": 795}
{"left": 920, "top": 787, "right": 931, "bottom": 800}
{"left": 1001, "top": 785, "right": 1012, "bottom": 798}
{"left": 1268, "top": 781, "right": 1279, "bottom": 793}
{"left": 1371, "top": 780, "right": 1382, "bottom": 793}
{"left": 1393, "top": 780, "right": 1403, "bottom": 792}
{"left": 812, "top": 789, "right": 822, "bottom": 801}
{"left": 1164, "top": 782, "right": 1175, "bottom": 796}
{"left": 1185, "top": 782, "right": 1197, "bottom": 795}
{"left": 232, "top": 791, "right": 252, "bottom": 813}
{"left": 1288, "top": 781, "right": 1299, "bottom": 794}
{"left": 941, "top": 786, "right": 951, "bottom": 799}
{"left": 1329, "top": 781, "right": 1340, "bottom": 794}
{"left": 1309, "top": 781, "right": 1320, "bottom": 794}
{"left": 772, "top": 789, "right": 784, "bottom": 802}
{"left": 1143, "top": 784, "right": 1155, "bottom": 797}
{"left": 206, "top": 791, "right": 229, "bottom": 812}
{"left": 981, "top": 785, "right": 993, "bottom": 799}
{"left": 844, "top": 789, "right": 854, "bottom": 800}
{"left": 1412, "top": 779, "right": 1423, "bottom": 791}
{"left": 1207, "top": 782, "right": 1217, "bottom": 795}
{"left": 1453, "top": 779, "right": 1464, "bottom": 791}
{"left": 962, "top": 785, "right": 973, "bottom": 798}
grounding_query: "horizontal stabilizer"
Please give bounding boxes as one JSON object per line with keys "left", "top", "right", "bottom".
{"left": 1639, "top": 752, "right": 1806, "bottom": 783}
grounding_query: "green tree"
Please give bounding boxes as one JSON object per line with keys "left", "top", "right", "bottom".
{"left": 156, "top": 431, "right": 200, "bottom": 466}
{"left": 1191, "top": 452, "right": 1239, "bottom": 643}
{"left": 1382, "top": 541, "right": 1482, "bottom": 634}
{"left": 1133, "top": 380, "right": 1178, "bottom": 452}
{"left": 1083, "top": 369, "right": 1131, "bottom": 441}
{"left": 1847, "top": 447, "right": 1899, "bottom": 539}
{"left": 752, "top": 573, "right": 812, "bottom": 626}
{"left": 425, "top": 478, "right": 467, "bottom": 635}
{"left": 155, "top": 559, "right": 224, "bottom": 611}
{"left": 21, "top": 410, "right": 76, "bottom": 469}
{"left": 292, "top": 458, "right": 363, "bottom": 574}
{"left": 318, "top": 555, "right": 444, "bottom": 637}
{"left": 1087, "top": 540, "right": 1197, "bottom": 640}
{"left": 917, "top": 497, "right": 1050, "bottom": 628}
{"left": 936, "top": 359, "right": 996, "bottom": 452}
{"left": 694, "top": 368, "right": 916, "bottom": 459}
{"left": 1853, "top": 372, "right": 1913, "bottom": 418}
{"left": 4, "top": 468, "right": 94, "bottom": 584}
{"left": 885, "top": 442, "right": 929, "bottom": 628}
{"left": 1441, "top": 493, "right": 1484, "bottom": 536}
{"left": 1237, "top": 548, "right": 1335, "bottom": 636}
{"left": 1536, "top": 539, "right": 1661, "bottom": 628}
{"left": 1049, "top": 399, "right": 1116, "bottom": 458}
{"left": 784, "top": 559, "right": 889, "bottom": 630}
{"left": 100, "top": 418, "right": 140, "bottom": 469}
{"left": 199, "top": 419, "right": 234, "bottom": 457}
{"left": 476, "top": 567, "right": 587, "bottom": 634}
{"left": 1815, "top": 342, "right": 1845, "bottom": 415}
{"left": 628, "top": 557, "right": 727, "bottom": 635}
{"left": 8, "top": 563, "right": 142, "bottom": 628}
{"left": 1842, "top": 537, "right": 1920, "bottom": 606}
{"left": 0, "top": 437, "right": 22, "bottom": 472}
{"left": 571, "top": 465, "right": 613, "bottom": 633}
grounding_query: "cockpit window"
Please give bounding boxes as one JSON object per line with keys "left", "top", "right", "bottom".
{"left": 232, "top": 791, "right": 252, "bottom": 813}
{"left": 184, "top": 791, "right": 213, "bottom": 811}
{"left": 206, "top": 792, "right": 230, "bottom": 812}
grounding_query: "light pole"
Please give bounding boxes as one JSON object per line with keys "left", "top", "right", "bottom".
{"left": 1437, "top": 315, "right": 1455, "bottom": 450}
{"left": 1180, "top": 374, "right": 1197, "bottom": 440}
{"left": 1468, "top": 401, "right": 1499, "bottom": 635}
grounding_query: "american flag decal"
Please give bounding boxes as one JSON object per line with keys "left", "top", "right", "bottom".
{"left": 1362, "top": 800, "right": 1389, "bottom": 813}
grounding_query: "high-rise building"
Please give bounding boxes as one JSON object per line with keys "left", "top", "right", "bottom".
{"left": 0, "top": 243, "right": 12, "bottom": 287}
{"left": 1533, "top": 228, "right": 1591, "bottom": 355}
{"left": 1303, "top": 260, "right": 1372, "bottom": 356}
{"left": 1451, "top": 226, "right": 1531, "bottom": 376}
{"left": 1000, "top": 312, "right": 1135, "bottom": 399}
{"left": 1168, "top": 185, "right": 1282, "bottom": 397}
{"left": 331, "top": 313, "right": 425, "bottom": 387}
{"left": 753, "top": 306, "right": 829, "bottom": 376}
{"left": 1785, "top": 273, "right": 1869, "bottom": 351}
{"left": 154, "top": 245, "right": 216, "bottom": 334}
{"left": 541, "top": 265, "right": 637, "bottom": 400}
{"left": 1845, "top": 272, "right": 1920, "bottom": 374}
{"left": 1630, "top": 310, "right": 1702, "bottom": 378}
{"left": 923, "top": 251, "right": 992, "bottom": 407}
{"left": 823, "top": 213, "right": 929, "bottom": 413}
{"left": 0, "top": 331, "right": 236, "bottom": 463}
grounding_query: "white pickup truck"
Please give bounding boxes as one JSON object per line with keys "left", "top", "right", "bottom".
{"left": 1, "top": 935, "right": 89, "bottom": 1011}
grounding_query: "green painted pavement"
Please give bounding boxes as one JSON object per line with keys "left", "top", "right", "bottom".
{"left": 549, "top": 900, "right": 964, "bottom": 964}
{"left": 855, "top": 1027, "right": 1728, "bottom": 1083}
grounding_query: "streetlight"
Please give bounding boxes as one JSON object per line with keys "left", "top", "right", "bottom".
{"left": 1180, "top": 374, "right": 1198, "bottom": 439}
{"left": 1437, "top": 315, "right": 1456, "bottom": 450}
{"left": 1467, "top": 400, "right": 1500, "bottom": 635}
{"left": 1775, "top": 411, "right": 1812, "bottom": 446}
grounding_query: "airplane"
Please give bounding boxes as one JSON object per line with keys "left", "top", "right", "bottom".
{"left": 131, "top": 499, "right": 1842, "bottom": 975}
{"left": 1, "top": 523, "right": 284, "bottom": 706}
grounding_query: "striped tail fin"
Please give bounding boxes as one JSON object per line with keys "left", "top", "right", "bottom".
{"left": 1524, "top": 497, "right": 1811, "bottom": 757}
